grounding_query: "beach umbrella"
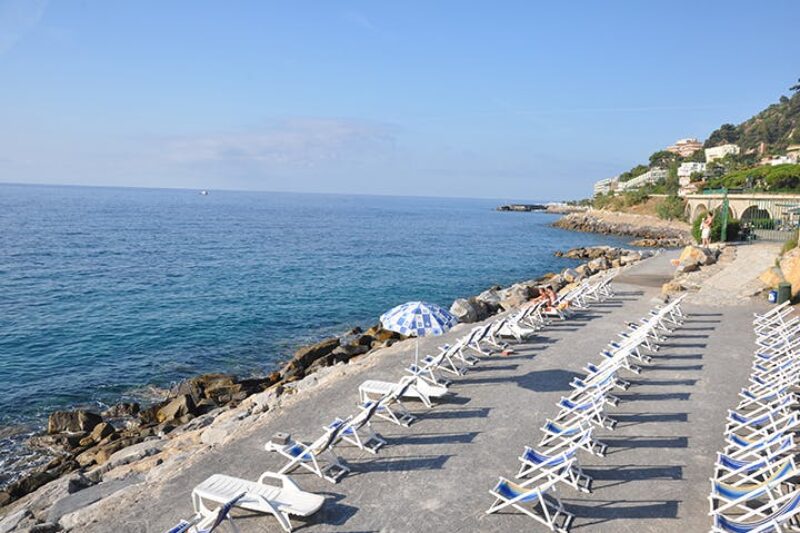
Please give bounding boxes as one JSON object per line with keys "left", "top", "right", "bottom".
{"left": 380, "top": 301, "right": 459, "bottom": 365}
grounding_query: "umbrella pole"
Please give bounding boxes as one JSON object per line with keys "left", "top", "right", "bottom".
{"left": 415, "top": 338, "right": 419, "bottom": 368}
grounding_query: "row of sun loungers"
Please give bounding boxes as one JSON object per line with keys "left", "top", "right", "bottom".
{"left": 708, "top": 300, "right": 800, "bottom": 533}
{"left": 166, "top": 270, "right": 622, "bottom": 531}
{"left": 486, "top": 294, "right": 686, "bottom": 532}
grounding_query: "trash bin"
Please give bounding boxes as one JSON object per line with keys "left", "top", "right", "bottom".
{"left": 777, "top": 282, "right": 792, "bottom": 304}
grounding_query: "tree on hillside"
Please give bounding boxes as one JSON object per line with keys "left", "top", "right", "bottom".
{"left": 790, "top": 78, "right": 800, "bottom": 93}
{"left": 649, "top": 150, "right": 679, "bottom": 168}
{"left": 705, "top": 123, "right": 740, "bottom": 147}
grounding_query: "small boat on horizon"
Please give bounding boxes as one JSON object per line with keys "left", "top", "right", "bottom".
{"left": 200, "top": 190, "right": 209, "bottom": 196}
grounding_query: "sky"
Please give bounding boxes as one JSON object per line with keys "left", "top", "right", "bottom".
{"left": 0, "top": 1, "right": 798, "bottom": 200}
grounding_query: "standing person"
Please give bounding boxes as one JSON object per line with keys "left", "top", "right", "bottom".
{"left": 701, "top": 212, "right": 714, "bottom": 247}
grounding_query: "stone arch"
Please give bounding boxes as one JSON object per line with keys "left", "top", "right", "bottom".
{"left": 691, "top": 202, "right": 708, "bottom": 221}
{"left": 713, "top": 204, "right": 736, "bottom": 220}
{"left": 740, "top": 205, "right": 774, "bottom": 229}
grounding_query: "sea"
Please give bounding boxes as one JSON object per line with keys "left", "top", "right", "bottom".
{"left": 0, "top": 183, "right": 628, "bottom": 486}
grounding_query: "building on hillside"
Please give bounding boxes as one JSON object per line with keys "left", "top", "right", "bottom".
{"left": 593, "top": 176, "right": 619, "bottom": 196}
{"left": 677, "top": 162, "right": 706, "bottom": 179}
{"left": 616, "top": 168, "right": 668, "bottom": 191}
{"left": 787, "top": 145, "right": 800, "bottom": 160}
{"left": 705, "top": 143, "right": 740, "bottom": 162}
{"left": 666, "top": 138, "right": 703, "bottom": 157}
{"left": 765, "top": 155, "right": 796, "bottom": 166}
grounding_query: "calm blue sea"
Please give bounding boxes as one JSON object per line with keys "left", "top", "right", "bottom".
{"left": 0, "top": 184, "right": 626, "bottom": 431}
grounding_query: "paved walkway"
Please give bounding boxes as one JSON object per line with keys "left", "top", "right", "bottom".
{"left": 690, "top": 242, "right": 781, "bottom": 305}
{"left": 78, "top": 251, "right": 774, "bottom": 533}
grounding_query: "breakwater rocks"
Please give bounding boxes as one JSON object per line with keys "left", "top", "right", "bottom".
{"left": 449, "top": 246, "right": 651, "bottom": 324}
{"left": 0, "top": 324, "right": 406, "bottom": 512}
{"left": 496, "top": 203, "right": 546, "bottom": 212}
{"left": 553, "top": 211, "right": 691, "bottom": 247}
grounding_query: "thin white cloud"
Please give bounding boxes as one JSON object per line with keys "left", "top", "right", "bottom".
{"left": 0, "top": 0, "right": 47, "bottom": 55}
{"left": 342, "top": 10, "right": 378, "bottom": 32}
{"left": 168, "top": 118, "right": 396, "bottom": 168}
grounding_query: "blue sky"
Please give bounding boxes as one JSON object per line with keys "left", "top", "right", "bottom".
{"left": 1, "top": 1, "right": 798, "bottom": 200}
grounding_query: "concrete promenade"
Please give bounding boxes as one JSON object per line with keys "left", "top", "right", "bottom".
{"left": 85, "top": 251, "right": 770, "bottom": 532}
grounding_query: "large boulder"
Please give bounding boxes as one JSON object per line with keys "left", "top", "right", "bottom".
{"left": 286, "top": 337, "right": 341, "bottom": 373}
{"left": 587, "top": 256, "right": 611, "bottom": 272}
{"left": 47, "top": 410, "right": 103, "bottom": 435}
{"left": 779, "top": 248, "right": 800, "bottom": 296}
{"left": 662, "top": 280, "right": 685, "bottom": 296}
{"left": 498, "top": 284, "right": 532, "bottom": 311}
{"left": 677, "top": 245, "right": 717, "bottom": 270}
{"left": 475, "top": 288, "right": 502, "bottom": 312}
{"left": 561, "top": 268, "right": 581, "bottom": 283}
{"left": 450, "top": 298, "right": 479, "bottom": 323}
{"left": 759, "top": 266, "right": 786, "bottom": 289}
{"left": 156, "top": 394, "right": 197, "bottom": 424}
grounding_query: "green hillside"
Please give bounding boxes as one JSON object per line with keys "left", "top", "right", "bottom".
{"left": 705, "top": 82, "right": 800, "bottom": 153}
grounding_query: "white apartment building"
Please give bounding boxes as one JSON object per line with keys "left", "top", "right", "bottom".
{"left": 677, "top": 162, "right": 706, "bottom": 179}
{"left": 616, "top": 168, "right": 668, "bottom": 191}
{"left": 705, "top": 144, "right": 740, "bottom": 162}
{"left": 593, "top": 176, "right": 619, "bottom": 196}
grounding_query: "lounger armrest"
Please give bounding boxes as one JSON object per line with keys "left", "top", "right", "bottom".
{"left": 258, "top": 471, "right": 302, "bottom": 492}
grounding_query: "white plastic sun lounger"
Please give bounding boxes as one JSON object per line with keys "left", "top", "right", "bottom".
{"left": 192, "top": 473, "right": 325, "bottom": 532}
{"left": 264, "top": 425, "right": 350, "bottom": 483}
{"left": 360, "top": 375, "right": 448, "bottom": 409}
{"left": 358, "top": 376, "right": 422, "bottom": 426}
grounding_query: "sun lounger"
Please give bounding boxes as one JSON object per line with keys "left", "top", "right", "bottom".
{"left": 325, "top": 401, "right": 386, "bottom": 454}
{"left": 487, "top": 471, "right": 574, "bottom": 532}
{"left": 168, "top": 492, "right": 243, "bottom": 533}
{"left": 192, "top": 473, "right": 325, "bottom": 532}
{"left": 265, "top": 425, "right": 350, "bottom": 483}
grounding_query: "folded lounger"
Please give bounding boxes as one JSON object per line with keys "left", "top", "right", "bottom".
{"left": 265, "top": 425, "right": 350, "bottom": 483}
{"left": 192, "top": 473, "right": 325, "bottom": 532}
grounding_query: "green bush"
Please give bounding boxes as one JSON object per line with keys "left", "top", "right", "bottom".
{"left": 692, "top": 213, "right": 741, "bottom": 243}
{"left": 782, "top": 230, "right": 798, "bottom": 255}
{"left": 656, "top": 195, "right": 686, "bottom": 221}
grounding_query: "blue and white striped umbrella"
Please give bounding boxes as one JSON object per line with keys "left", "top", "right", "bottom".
{"left": 380, "top": 301, "right": 458, "bottom": 338}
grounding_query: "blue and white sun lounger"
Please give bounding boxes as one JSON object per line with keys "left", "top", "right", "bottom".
{"left": 487, "top": 470, "right": 575, "bottom": 532}
{"left": 264, "top": 424, "right": 350, "bottom": 483}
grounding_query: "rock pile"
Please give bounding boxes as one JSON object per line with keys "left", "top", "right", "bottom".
{"left": 1, "top": 324, "right": 408, "bottom": 509}
{"left": 661, "top": 245, "right": 726, "bottom": 295}
{"left": 450, "top": 246, "right": 650, "bottom": 323}
{"left": 554, "top": 212, "right": 690, "bottom": 247}
{"left": 757, "top": 246, "right": 800, "bottom": 297}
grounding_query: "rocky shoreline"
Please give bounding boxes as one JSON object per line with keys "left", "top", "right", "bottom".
{"left": 0, "top": 244, "right": 650, "bottom": 531}
{"left": 553, "top": 209, "right": 692, "bottom": 247}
